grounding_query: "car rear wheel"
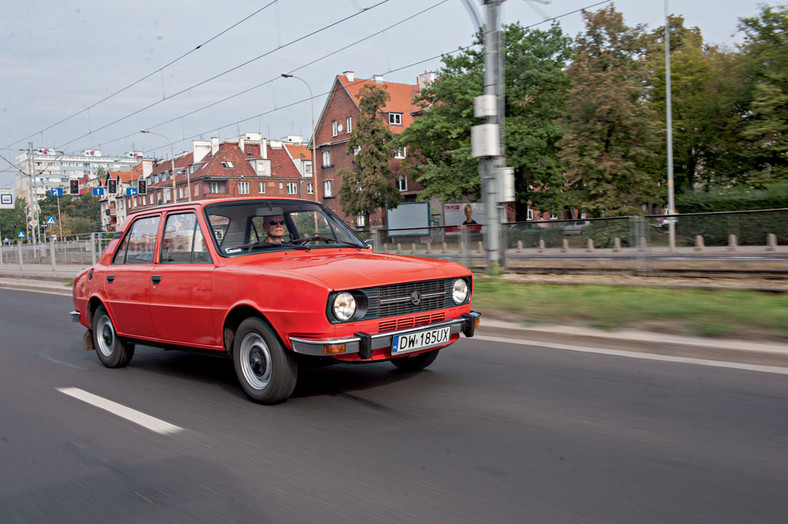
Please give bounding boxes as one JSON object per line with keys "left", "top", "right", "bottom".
{"left": 233, "top": 317, "right": 297, "bottom": 404}
{"left": 390, "top": 349, "right": 440, "bottom": 371}
{"left": 92, "top": 305, "right": 135, "bottom": 368}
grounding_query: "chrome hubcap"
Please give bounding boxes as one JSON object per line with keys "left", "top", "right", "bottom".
{"left": 240, "top": 333, "right": 272, "bottom": 390}
{"left": 97, "top": 315, "right": 115, "bottom": 357}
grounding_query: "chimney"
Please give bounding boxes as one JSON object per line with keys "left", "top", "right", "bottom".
{"left": 239, "top": 136, "right": 245, "bottom": 152}
{"left": 374, "top": 74, "right": 384, "bottom": 84}
{"left": 211, "top": 137, "right": 219, "bottom": 156}
{"left": 261, "top": 139, "right": 268, "bottom": 160}
{"left": 343, "top": 71, "right": 354, "bottom": 82}
{"left": 417, "top": 71, "right": 436, "bottom": 90}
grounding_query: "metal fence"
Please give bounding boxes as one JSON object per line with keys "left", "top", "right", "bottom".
{"left": 1, "top": 209, "right": 784, "bottom": 273}
{"left": 364, "top": 208, "right": 787, "bottom": 270}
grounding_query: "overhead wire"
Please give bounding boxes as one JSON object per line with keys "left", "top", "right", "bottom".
{"left": 9, "top": 0, "right": 610, "bottom": 158}
{"left": 53, "top": 0, "right": 393, "bottom": 152}
{"left": 3, "top": 1, "right": 280, "bottom": 152}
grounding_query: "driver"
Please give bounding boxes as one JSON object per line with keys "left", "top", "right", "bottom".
{"left": 263, "top": 214, "right": 286, "bottom": 244}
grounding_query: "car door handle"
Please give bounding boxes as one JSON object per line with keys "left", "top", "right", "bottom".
{"left": 106, "top": 274, "right": 115, "bottom": 283}
{"left": 151, "top": 275, "right": 162, "bottom": 284}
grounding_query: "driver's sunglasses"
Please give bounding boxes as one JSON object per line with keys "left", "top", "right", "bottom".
{"left": 267, "top": 220, "right": 286, "bottom": 226}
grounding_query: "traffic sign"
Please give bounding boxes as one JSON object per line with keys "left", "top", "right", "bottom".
{"left": 18, "top": 231, "right": 25, "bottom": 238}
{"left": 51, "top": 187, "right": 64, "bottom": 197}
{"left": 46, "top": 216, "right": 56, "bottom": 225}
{"left": 126, "top": 187, "right": 138, "bottom": 196}
{"left": 93, "top": 187, "right": 105, "bottom": 196}
{"left": 29, "top": 220, "right": 38, "bottom": 228}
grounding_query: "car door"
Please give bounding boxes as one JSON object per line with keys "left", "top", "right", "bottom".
{"left": 149, "top": 211, "right": 218, "bottom": 347}
{"left": 103, "top": 214, "right": 159, "bottom": 338}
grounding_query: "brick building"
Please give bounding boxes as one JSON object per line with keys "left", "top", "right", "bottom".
{"left": 101, "top": 134, "right": 312, "bottom": 230}
{"left": 313, "top": 71, "right": 435, "bottom": 228}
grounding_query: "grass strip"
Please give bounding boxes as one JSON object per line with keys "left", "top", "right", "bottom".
{"left": 472, "top": 276, "right": 788, "bottom": 340}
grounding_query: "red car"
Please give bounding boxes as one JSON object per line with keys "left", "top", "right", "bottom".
{"left": 71, "top": 197, "right": 481, "bottom": 404}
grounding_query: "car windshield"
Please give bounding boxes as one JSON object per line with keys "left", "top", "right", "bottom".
{"left": 205, "top": 200, "right": 368, "bottom": 256}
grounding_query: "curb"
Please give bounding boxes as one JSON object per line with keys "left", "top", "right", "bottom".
{"left": 2, "top": 273, "right": 787, "bottom": 368}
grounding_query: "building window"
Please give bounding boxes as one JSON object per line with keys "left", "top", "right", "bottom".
{"left": 395, "top": 147, "right": 406, "bottom": 159}
{"left": 287, "top": 182, "right": 298, "bottom": 195}
{"left": 322, "top": 150, "right": 331, "bottom": 167}
{"left": 346, "top": 116, "right": 352, "bottom": 133}
{"left": 397, "top": 176, "right": 407, "bottom": 192}
{"left": 221, "top": 161, "right": 234, "bottom": 168}
{"left": 238, "top": 181, "right": 250, "bottom": 195}
{"left": 324, "top": 180, "right": 333, "bottom": 198}
{"left": 208, "top": 181, "right": 225, "bottom": 194}
{"left": 307, "top": 182, "right": 313, "bottom": 195}
{"left": 332, "top": 120, "right": 338, "bottom": 137}
{"left": 163, "top": 188, "right": 172, "bottom": 203}
{"left": 259, "top": 181, "right": 266, "bottom": 193}
{"left": 194, "top": 183, "right": 199, "bottom": 196}
{"left": 357, "top": 214, "right": 365, "bottom": 227}
{"left": 389, "top": 113, "right": 402, "bottom": 125}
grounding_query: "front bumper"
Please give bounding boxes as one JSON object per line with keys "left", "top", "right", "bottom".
{"left": 289, "top": 311, "right": 481, "bottom": 358}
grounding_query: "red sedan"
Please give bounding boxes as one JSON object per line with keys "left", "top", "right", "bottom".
{"left": 71, "top": 197, "right": 481, "bottom": 404}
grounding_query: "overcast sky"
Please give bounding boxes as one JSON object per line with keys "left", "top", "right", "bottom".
{"left": 0, "top": 0, "right": 780, "bottom": 186}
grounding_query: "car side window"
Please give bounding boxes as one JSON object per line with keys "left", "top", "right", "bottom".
{"left": 113, "top": 216, "right": 160, "bottom": 265}
{"left": 160, "top": 212, "right": 211, "bottom": 264}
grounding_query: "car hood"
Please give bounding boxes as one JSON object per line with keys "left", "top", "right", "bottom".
{"left": 226, "top": 249, "right": 470, "bottom": 290}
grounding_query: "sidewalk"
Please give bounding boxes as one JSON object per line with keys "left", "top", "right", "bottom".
{"left": 2, "top": 263, "right": 787, "bottom": 368}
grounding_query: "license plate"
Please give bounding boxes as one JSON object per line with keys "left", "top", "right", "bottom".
{"left": 392, "top": 326, "right": 451, "bottom": 355}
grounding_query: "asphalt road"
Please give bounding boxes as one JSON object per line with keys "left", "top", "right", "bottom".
{"left": 2, "top": 289, "right": 788, "bottom": 523}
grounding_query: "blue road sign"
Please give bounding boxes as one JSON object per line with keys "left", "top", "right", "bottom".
{"left": 126, "top": 187, "right": 138, "bottom": 196}
{"left": 46, "top": 216, "right": 56, "bottom": 225}
{"left": 51, "top": 187, "right": 64, "bottom": 197}
{"left": 93, "top": 187, "right": 105, "bottom": 196}
{"left": 18, "top": 231, "right": 25, "bottom": 238}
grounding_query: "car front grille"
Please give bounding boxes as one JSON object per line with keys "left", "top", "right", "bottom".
{"left": 360, "top": 278, "right": 462, "bottom": 321}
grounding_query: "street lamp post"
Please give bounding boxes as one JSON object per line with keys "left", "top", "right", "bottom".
{"left": 281, "top": 73, "right": 319, "bottom": 203}
{"left": 141, "top": 130, "right": 190, "bottom": 202}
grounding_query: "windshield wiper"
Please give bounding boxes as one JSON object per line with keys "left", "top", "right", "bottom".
{"left": 292, "top": 235, "right": 364, "bottom": 250}
{"left": 232, "top": 241, "right": 310, "bottom": 252}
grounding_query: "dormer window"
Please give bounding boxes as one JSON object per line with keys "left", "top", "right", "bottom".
{"left": 389, "top": 113, "right": 402, "bottom": 126}
{"left": 221, "top": 161, "right": 234, "bottom": 168}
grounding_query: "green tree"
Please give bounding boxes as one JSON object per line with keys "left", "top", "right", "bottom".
{"left": 0, "top": 197, "right": 28, "bottom": 242}
{"left": 558, "top": 5, "right": 661, "bottom": 216}
{"left": 337, "top": 84, "right": 401, "bottom": 227}
{"left": 738, "top": 5, "right": 788, "bottom": 185}
{"left": 38, "top": 193, "right": 101, "bottom": 234}
{"left": 397, "top": 22, "right": 573, "bottom": 220}
{"left": 647, "top": 16, "right": 758, "bottom": 195}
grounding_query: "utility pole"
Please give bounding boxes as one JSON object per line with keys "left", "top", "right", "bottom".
{"left": 27, "top": 142, "right": 35, "bottom": 245}
{"left": 471, "top": 0, "right": 514, "bottom": 272}
{"left": 664, "top": 0, "right": 676, "bottom": 251}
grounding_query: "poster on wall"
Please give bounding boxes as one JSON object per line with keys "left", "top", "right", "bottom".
{"left": 0, "top": 189, "right": 14, "bottom": 210}
{"left": 443, "top": 202, "right": 485, "bottom": 234}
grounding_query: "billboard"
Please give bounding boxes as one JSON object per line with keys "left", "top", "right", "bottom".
{"left": 443, "top": 202, "right": 485, "bottom": 233}
{"left": 386, "top": 202, "right": 430, "bottom": 236}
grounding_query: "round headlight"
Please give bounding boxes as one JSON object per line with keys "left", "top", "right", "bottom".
{"left": 452, "top": 278, "right": 469, "bottom": 305}
{"left": 332, "top": 292, "right": 357, "bottom": 321}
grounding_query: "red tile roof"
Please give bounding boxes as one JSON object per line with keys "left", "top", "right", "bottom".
{"left": 337, "top": 75, "right": 420, "bottom": 133}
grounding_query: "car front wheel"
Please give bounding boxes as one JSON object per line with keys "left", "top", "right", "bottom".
{"left": 233, "top": 317, "right": 297, "bottom": 404}
{"left": 390, "top": 349, "right": 440, "bottom": 371}
{"left": 92, "top": 305, "right": 135, "bottom": 368}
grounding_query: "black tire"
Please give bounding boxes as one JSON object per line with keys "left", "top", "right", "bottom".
{"left": 233, "top": 317, "right": 298, "bottom": 404}
{"left": 390, "top": 349, "right": 440, "bottom": 371}
{"left": 92, "top": 305, "right": 135, "bottom": 368}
